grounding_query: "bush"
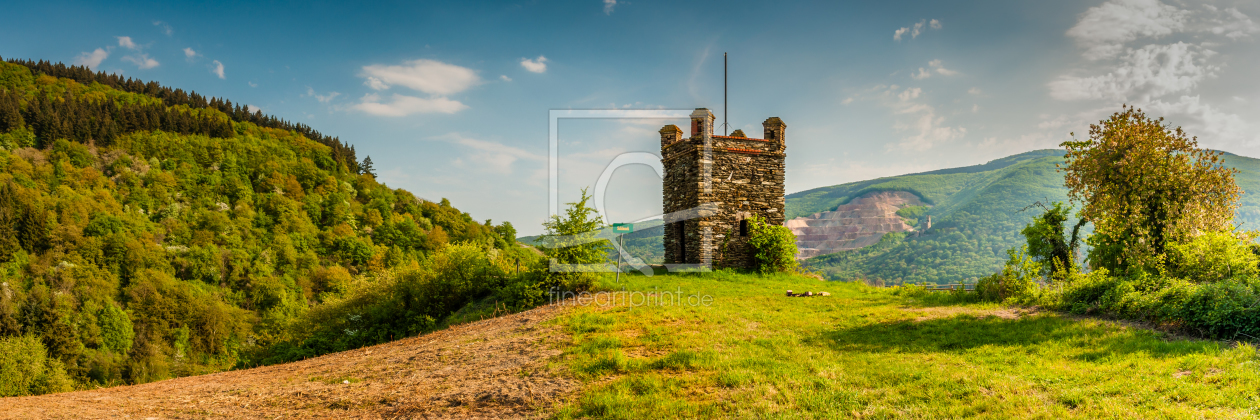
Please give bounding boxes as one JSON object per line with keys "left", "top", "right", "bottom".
{"left": 1165, "top": 230, "right": 1260, "bottom": 282}
{"left": 0, "top": 335, "right": 74, "bottom": 396}
{"left": 976, "top": 246, "right": 1042, "bottom": 302}
{"left": 1054, "top": 268, "right": 1260, "bottom": 340}
{"left": 255, "top": 242, "right": 550, "bottom": 365}
{"left": 747, "top": 215, "right": 798, "bottom": 274}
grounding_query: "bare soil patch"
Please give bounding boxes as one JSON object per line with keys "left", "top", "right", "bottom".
{"left": 2, "top": 304, "right": 575, "bottom": 419}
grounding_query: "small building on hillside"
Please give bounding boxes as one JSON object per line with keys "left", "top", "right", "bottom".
{"left": 660, "top": 108, "right": 787, "bottom": 269}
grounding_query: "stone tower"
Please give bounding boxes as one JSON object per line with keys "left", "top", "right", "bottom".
{"left": 661, "top": 108, "right": 787, "bottom": 269}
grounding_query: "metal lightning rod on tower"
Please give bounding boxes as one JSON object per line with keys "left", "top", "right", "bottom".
{"left": 722, "top": 52, "right": 729, "bottom": 135}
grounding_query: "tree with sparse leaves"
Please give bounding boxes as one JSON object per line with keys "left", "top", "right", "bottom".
{"left": 1020, "top": 201, "right": 1086, "bottom": 279}
{"left": 1059, "top": 106, "right": 1241, "bottom": 273}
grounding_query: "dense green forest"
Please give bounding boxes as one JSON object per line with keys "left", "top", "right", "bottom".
{"left": 0, "top": 59, "right": 539, "bottom": 395}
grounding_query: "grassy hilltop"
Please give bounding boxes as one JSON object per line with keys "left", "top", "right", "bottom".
{"left": 547, "top": 272, "right": 1260, "bottom": 418}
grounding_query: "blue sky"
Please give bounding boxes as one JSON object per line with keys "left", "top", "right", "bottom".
{"left": 4, "top": 0, "right": 1260, "bottom": 235}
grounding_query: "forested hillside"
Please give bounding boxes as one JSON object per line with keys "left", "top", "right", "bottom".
{"left": 796, "top": 150, "right": 1260, "bottom": 284}
{"left": 0, "top": 59, "right": 524, "bottom": 395}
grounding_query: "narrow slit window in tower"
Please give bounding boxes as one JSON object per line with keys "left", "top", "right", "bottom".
{"left": 675, "top": 221, "right": 687, "bottom": 263}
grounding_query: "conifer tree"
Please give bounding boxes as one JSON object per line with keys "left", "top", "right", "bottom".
{"left": 359, "top": 155, "right": 376, "bottom": 177}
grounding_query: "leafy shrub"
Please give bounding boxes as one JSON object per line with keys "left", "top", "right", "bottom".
{"left": 976, "top": 246, "right": 1042, "bottom": 302}
{"left": 256, "top": 242, "right": 550, "bottom": 364}
{"left": 1165, "top": 230, "right": 1260, "bottom": 282}
{"left": 1054, "top": 266, "right": 1260, "bottom": 340}
{"left": 747, "top": 214, "right": 798, "bottom": 274}
{"left": 0, "top": 335, "right": 74, "bottom": 396}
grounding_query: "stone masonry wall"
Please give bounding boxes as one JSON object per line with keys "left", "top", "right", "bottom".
{"left": 661, "top": 109, "right": 786, "bottom": 269}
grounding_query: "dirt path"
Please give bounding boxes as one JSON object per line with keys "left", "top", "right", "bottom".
{"left": 2, "top": 304, "right": 575, "bottom": 419}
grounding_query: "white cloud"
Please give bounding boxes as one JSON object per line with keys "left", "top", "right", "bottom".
{"left": 122, "top": 53, "right": 159, "bottom": 69}
{"left": 305, "top": 87, "right": 340, "bottom": 103}
{"left": 893, "top": 27, "right": 910, "bottom": 41}
{"left": 967, "top": 87, "right": 982, "bottom": 95}
{"left": 248, "top": 82, "right": 258, "bottom": 88}
{"left": 894, "top": 19, "right": 941, "bottom": 41}
{"left": 153, "top": 21, "right": 173, "bottom": 36}
{"left": 1145, "top": 95, "right": 1258, "bottom": 149}
{"left": 74, "top": 48, "right": 109, "bottom": 70}
{"left": 211, "top": 60, "right": 225, "bottom": 79}
{"left": 183, "top": 47, "right": 198, "bottom": 60}
{"left": 364, "top": 77, "right": 389, "bottom": 90}
{"left": 1037, "top": 114, "right": 1074, "bottom": 130}
{"left": 351, "top": 93, "right": 468, "bottom": 116}
{"left": 1065, "top": 0, "right": 1187, "bottom": 60}
{"left": 890, "top": 88, "right": 965, "bottom": 151}
{"left": 246, "top": 105, "right": 263, "bottom": 114}
{"left": 850, "top": 85, "right": 965, "bottom": 151}
{"left": 432, "top": 133, "right": 545, "bottom": 174}
{"left": 1049, "top": 42, "right": 1215, "bottom": 101}
{"left": 359, "top": 59, "right": 481, "bottom": 95}
{"left": 1066, "top": 0, "right": 1258, "bottom": 59}
{"left": 520, "top": 56, "right": 548, "bottom": 73}
{"left": 500, "top": 74, "right": 512, "bottom": 82}
{"left": 1204, "top": 7, "right": 1260, "bottom": 39}
{"left": 117, "top": 36, "right": 139, "bottom": 50}
{"left": 913, "top": 60, "right": 958, "bottom": 79}
{"left": 929, "top": 59, "right": 958, "bottom": 76}
{"left": 354, "top": 59, "right": 479, "bottom": 115}
{"left": 603, "top": 0, "right": 617, "bottom": 15}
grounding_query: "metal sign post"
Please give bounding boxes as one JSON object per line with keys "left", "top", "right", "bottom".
{"left": 612, "top": 223, "right": 633, "bottom": 283}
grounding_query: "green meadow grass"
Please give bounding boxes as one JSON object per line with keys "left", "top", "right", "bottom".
{"left": 547, "top": 271, "right": 1260, "bottom": 419}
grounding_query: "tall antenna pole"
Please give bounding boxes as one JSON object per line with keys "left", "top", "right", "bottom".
{"left": 723, "top": 52, "right": 728, "bottom": 136}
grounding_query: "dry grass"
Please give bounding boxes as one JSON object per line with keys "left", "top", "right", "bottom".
{"left": 1, "top": 304, "right": 576, "bottom": 419}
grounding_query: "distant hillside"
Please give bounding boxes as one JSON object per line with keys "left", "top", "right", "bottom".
{"left": 796, "top": 149, "right": 1260, "bottom": 284}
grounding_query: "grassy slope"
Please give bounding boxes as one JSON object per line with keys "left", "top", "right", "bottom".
{"left": 549, "top": 272, "right": 1260, "bottom": 419}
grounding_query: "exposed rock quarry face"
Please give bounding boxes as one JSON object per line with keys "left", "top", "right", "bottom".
{"left": 787, "top": 191, "right": 926, "bottom": 259}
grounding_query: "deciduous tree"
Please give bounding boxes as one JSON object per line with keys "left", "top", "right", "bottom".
{"left": 1059, "top": 106, "right": 1241, "bottom": 272}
